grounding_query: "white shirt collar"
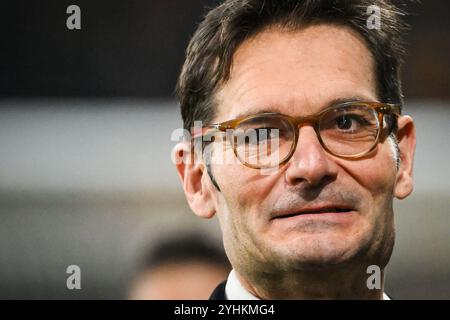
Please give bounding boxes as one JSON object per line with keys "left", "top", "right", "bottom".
{"left": 225, "top": 269, "right": 259, "bottom": 300}
{"left": 225, "top": 269, "right": 391, "bottom": 300}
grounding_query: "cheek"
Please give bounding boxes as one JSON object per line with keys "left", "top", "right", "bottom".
{"left": 216, "top": 169, "right": 263, "bottom": 218}
{"left": 366, "top": 148, "right": 397, "bottom": 196}
{"left": 339, "top": 145, "right": 397, "bottom": 211}
{"left": 212, "top": 161, "right": 281, "bottom": 232}
{"left": 211, "top": 142, "right": 280, "bottom": 209}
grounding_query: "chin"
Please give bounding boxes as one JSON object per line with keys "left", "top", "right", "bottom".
{"left": 271, "top": 234, "right": 372, "bottom": 270}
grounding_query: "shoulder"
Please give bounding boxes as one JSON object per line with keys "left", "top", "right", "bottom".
{"left": 209, "top": 280, "right": 227, "bottom": 300}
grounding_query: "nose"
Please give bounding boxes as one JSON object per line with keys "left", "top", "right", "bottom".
{"left": 284, "top": 125, "right": 338, "bottom": 187}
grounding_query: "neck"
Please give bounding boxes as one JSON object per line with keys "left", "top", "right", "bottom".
{"left": 235, "top": 265, "right": 385, "bottom": 300}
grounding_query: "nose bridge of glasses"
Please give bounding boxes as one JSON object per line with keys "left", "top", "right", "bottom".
{"left": 291, "top": 114, "right": 321, "bottom": 134}
{"left": 290, "top": 114, "right": 325, "bottom": 153}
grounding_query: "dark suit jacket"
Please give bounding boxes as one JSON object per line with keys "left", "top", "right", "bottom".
{"left": 209, "top": 280, "right": 227, "bottom": 300}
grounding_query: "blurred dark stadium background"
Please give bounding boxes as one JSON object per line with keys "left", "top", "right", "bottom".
{"left": 0, "top": 0, "right": 449, "bottom": 299}
{"left": 1, "top": 0, "right": 449, "bottom": 99}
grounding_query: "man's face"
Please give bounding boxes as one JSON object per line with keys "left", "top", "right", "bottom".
{"left": 186, "top": 25, "right": 414, "bottom": 276}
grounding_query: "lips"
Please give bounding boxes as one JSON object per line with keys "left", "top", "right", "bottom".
{"left": 272, "top": 206, "right": 354, "bottom": 219}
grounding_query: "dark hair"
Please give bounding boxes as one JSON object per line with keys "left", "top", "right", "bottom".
{"left": 176, "top": 0, "right": 408, "bottom": 131}
{"left": 138, "top": 233, "right": 231, "bottom": 272}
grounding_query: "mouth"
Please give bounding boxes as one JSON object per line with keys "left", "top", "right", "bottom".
{"left": 272, "top": 206, "right": 354, "bottom": 220}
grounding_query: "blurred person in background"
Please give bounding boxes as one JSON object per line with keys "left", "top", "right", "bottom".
{"left": 173, "top": 0, "right": 416, "bottom": 299}
{"left": 128, "top": 233, "right": 230, "bottom": 300}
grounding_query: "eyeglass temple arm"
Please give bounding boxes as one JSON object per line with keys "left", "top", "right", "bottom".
{"left": 378, "top": 103, "right": 402, "bottom": 115}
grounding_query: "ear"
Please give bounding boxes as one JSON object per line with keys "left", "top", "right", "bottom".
{"left": 394, "top": 115, "right": 416, "bottom": 199}
{"left": 173, "top": 142, "right": 216, "bottom": 219}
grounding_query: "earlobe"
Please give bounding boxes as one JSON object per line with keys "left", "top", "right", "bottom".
{"left": 173, "top": 142, "right": 216, "bottom": 219}
{"left": 394, "top": 116, "right": 416, "bottom": 199}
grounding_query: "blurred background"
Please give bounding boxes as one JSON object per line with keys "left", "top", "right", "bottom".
{"left": 0, "top": 0, "right": 449, "bottom": 299}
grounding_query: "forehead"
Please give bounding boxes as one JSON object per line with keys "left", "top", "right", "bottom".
{"left": 214, "top": 24, "right": 377, "bottom": 121}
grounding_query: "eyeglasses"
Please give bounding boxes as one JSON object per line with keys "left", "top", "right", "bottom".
{"left": 193, "top": 101, "right": 401, "bottom": 169}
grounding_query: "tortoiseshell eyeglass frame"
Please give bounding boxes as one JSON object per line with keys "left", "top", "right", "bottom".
{"left": 191, "top": 101, "right": 402, "bottom": 169}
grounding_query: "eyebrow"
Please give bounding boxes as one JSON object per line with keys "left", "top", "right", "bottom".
{"left": 231, "top": 95, "right": 372, "bottom": 120}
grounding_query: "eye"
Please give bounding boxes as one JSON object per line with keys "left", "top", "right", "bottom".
{"left": 235, "top": 114, "right": 293, "bottom": 147}
{"left": 254, "top": 127, "right": 278, "bottom": 142}
{"left": 336, "top": 115, "right": 354, "bottom": 130}
{"left": 334, "top": 114, "right": 367, "bottom": 131}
